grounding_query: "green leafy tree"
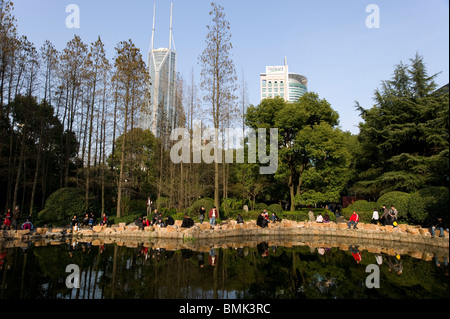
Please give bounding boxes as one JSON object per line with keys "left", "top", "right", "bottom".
{"left": 246, "top": 93, "right": 352, "bottom": 211}
{"left": 355, "top": 54, "right": 449, "bottom": 197}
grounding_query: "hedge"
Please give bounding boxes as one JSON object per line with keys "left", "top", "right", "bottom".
{"left": 342, "top": 200, "right": 378, "bottom": 223}
{"left": 187, "top": 197, "right": 215, "bottom": 217}
{"left": 376, "top": 191, "right": 410, "bottom": 222}
{"left": 407, "top": 186, "right": 449, "bottom": 226}
{"left": 37, "top": 187, "right": 99, "bottom": 226}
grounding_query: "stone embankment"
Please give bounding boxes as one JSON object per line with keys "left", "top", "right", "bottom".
{"left": 1, "top": 219, "right": 448, "bottom": 249}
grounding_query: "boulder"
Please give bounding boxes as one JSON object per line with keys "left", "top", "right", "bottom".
{"left": 92, "top": 225, "right": 104, "bottom": 232}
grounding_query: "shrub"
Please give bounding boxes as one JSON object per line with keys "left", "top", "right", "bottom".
{"left": 281, "top": 209, "right": 336, "bottom": 222}
{"left": 37, "top": 187, "right": 99, "bottom": 226}
{"left": 342, "top": 200, "right": 378, "bottom": 223}
{"left": 376, "top": 191, "right": 410, "bottom": 222}
{"left": 187, "top": 197, "right": 215, "bottom": 217}
{"left": 254, "top": 202, "right": 268, "bottom": 210}
{"left": 407, "top": 186, "right": 449, "bottom": 226}
{"left": 267, "top": 203, "right": 283, "bottom": 214}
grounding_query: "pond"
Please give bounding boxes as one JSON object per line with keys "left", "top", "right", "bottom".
{"left": 0, "top": 237, "right": 448, "bottom": 300}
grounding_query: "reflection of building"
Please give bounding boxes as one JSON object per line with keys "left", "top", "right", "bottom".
{"left": 260, "top": 57, "right": 308, "bottom": 103}
{"left": 141, "top": 3, "right": 177, "bottom": 138}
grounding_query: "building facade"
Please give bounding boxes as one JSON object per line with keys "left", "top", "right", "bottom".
{"left": 141, "top": 3, "right": 177, "bottom": 138}
{"left": 260, "top": 58, "right": 308, "bottom": 103}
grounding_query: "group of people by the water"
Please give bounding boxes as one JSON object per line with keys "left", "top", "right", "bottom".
{"left": 1, "top": 206, "right": 33, "bottom": 231}
{"left": 133, "top": 209, "right": 176, "bottom": 229}
{"left": 70, "top": 212, "right": 111, "bottom": 230}
{"left": 256, "top": 209, "right": 282, "bottom": 228}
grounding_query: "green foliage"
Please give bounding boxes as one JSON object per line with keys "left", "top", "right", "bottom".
{"left": 267, "top": 203, "right": 283, "bottom": 214}
{"left": 247, "top": 93, "right": 352, "bottom": 211}
{"left": 376, "top": 191, "right": 411, "bottom": 222}
{"left": 282, "top": 209, "right": 336, "bottom": 222}
{"left": 121, "top": 196, "right": 146, "bottom": 216}
{"left": 187, "top": 197, "right": 215, "bottom": 217}
{"left": 254, "top": 202, "right": 268, "bottom": 210}
{"left": 37, "top": 187, "right": 99, "bottom": 225}
{"left": 155, "top": 197, "right": 170, "bottom": 210}
{"left": 355, "top": 54, "right": 449, "bottom": 197}
{"left": 407, "top": 186, "right": 449, "bottom": 226}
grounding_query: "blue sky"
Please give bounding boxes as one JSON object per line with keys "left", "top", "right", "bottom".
{"left": 12, "top": 0, "right": 450, "bottom": 134}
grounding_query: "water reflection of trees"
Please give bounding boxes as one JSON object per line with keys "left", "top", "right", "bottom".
{"left": 0, "top": 241, "right": 448, "bottom": 299}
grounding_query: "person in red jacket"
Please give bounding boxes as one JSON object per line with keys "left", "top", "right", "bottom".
{"left": 208, "top": 206, "right": 218, "bottom": 229}
{"left": 347, "top": 211, "right": 359, "bottom": 229}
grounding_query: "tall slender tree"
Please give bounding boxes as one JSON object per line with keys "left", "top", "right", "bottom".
{"left": 112, "top": 39, "right": 149, "bottom": 217}
{"left": 199, "top": 2, "right": 237, "bottom": 210}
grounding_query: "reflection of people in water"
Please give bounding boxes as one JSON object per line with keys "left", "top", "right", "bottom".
{"left": 198, "top": 253, "right": 205, "bottom": 268}
{"left": 257, "top": 242, "right": 269, "bottom": 258}
{"left": 387, "top": 255, "right": 403, "bottom": 275}
{"left": 69, "top": 240, "right": 78, "bottom": 258}
{"left": 349, "top": 245, "right": 361, "bottom": 264}
{"left": 208, "top": 248, "right": 217, "bottom": 267}
{"left": 434, "top": 254, "right": 448, "bottom": 268}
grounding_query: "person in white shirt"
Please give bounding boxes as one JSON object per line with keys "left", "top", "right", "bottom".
{"left": 371, "top": 208, "right": 379, "bottom": 224}
{"left": 316, "top": 213, "right": 324, "bottom": 223}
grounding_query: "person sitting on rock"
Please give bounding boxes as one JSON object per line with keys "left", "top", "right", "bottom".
{"left": 181, "top": 214, "right": 194, "bottom": 228}
{"left": 164, "top": 215, "right": 175, "bottom": 227}
{"left": 257, "top": 212, "right": 268, "bottom": 228}
{"left": 271, "top": 212, "right": 281, "bottom": 223}
{"left": 236, "top": 214, "right": 244, "bottom": 224}
{"left": 316, "top": 213, "right": 324, "bottom": 223}
{"left": 21, "top": 217, "right": 34, "bottom": 230}
{"left": 347, "top": 211, "right": 359, "bottom": 229}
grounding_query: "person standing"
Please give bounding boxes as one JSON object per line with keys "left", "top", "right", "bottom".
{"left": 11, "top": 206, "right": 21, "bottom": 230}
{"left": 199, "top": 206, "right": 206, "bottom": 224}
{"left": 146, "top": 197, "right": 152, "bottom": 216}
{"left": 389, "top": 205, "right": 398, "bottom": 223}
{"left": 380, "top": 204, "right": 390, "bottom": 225}
{"left": 209, "top": 206, "right": 218, "bottom": 229}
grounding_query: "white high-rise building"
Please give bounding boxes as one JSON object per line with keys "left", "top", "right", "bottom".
{"left": 141, "top": 3, "right": 177, "bottom": 138}
{"left": 260, "top": 57, "right": 308, "bottom": 103}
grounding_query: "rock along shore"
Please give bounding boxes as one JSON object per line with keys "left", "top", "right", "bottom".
{"left": 1, "top": 219, "right": 448, "bottom": 249}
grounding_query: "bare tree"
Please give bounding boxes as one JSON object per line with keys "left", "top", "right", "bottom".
{"left": 112, "top": 39, "right": 149, "bottom": 217}
{"left": 198, "top": 2, "right": 237, "bottom": 210}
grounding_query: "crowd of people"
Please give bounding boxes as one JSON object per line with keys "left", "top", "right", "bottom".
{"left": 2, "top": 200, "right": 447, "bottom": 241}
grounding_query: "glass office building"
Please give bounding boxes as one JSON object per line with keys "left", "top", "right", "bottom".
{"left": 260, "top": 58, "right": 308, "bottom": 103}
{"left": 141, "top": 3, "right": 177, "bottom": 138}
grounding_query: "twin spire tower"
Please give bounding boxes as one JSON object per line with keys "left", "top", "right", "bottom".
{"left": 142, "top": 2, "right": 177, "bottom": 138}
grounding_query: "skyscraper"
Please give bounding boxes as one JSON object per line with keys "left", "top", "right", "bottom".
{"left": 141, "top": 3, "right": 177, "bottom": 138}
{"left": 260, "top": 57, "right": 308, "bottom": 103}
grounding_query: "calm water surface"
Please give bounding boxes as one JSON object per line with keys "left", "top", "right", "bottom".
{"left": 0, "top": 239, "right": 448, "bottom": 299}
